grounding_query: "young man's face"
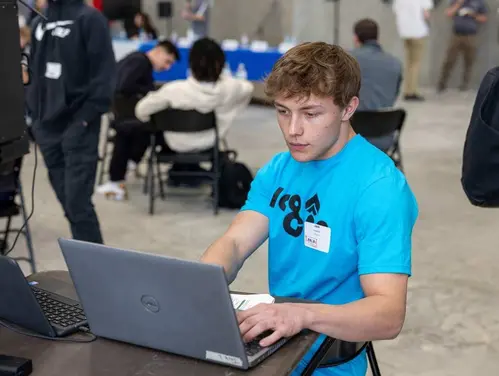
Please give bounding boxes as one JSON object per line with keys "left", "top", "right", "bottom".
{"left": 153, "top": 49, "right": 176, "bottom": 72}
{"left": 274, "top": 94, "right": 358, "bottom": 162}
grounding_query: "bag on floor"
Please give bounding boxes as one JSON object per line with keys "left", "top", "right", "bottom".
{"left": 462, "top": 66, "right": 499, "bottom": 207}
{"left": 218, "top": 150, "right": 253, "bottom": 209}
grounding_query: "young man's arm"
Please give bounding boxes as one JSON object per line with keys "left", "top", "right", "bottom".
{"left": 238, "top": 274, "right": 408, "bottom": 346}
{"left": 73, "top": 10, "right": 116, "bottom": 125}
{"left": 182, "top": 0, "right": 208, "bottom": 21}
{"left": 471, "top": 2, "right": 488, "bottom": 23}
{"left": 422, "top": 0, "right": 434, "bottom": 20}
{"left": 135, "top": 84, "right": 173, "bottom": 122}
{"left": 116, "top": 57, "right": 152, "bottom": 97}
{"left": 201, "top": 211, "right": 269, "bottom": 284}
{"left": 446, "top": 0, "right": 464, "bottom": 17}
{"left": 238, "top": 174, "right": 418, "bottom": 347}
{"left": 201, "top": 158, "right": 275, "bottom": 283}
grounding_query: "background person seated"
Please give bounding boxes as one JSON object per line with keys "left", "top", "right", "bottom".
{"left": 124, "top": 11, "right": 158, "bottom": 41}
{"left": 134, "top": 37, "right": 254, "bottom": 186}
{"left": 350, "top": 19, "right": 403, "bottom": 152}
{"left": 97, "top": 40, "right": 179, "bottom": 201}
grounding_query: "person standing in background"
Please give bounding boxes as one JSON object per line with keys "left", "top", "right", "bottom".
{"left": 182, "top": 0, "right": 210, "bottom": 40}
{"left": 438, "top": 0, "right": 488, "bottom": 92}
{"left": 393, "top": 0, "right": 433, "bottom": 102}
{"left": 350, "top": 19, "right": 403, "bottom": 152}
{"left": 27, "top": 0, "right": 47, "bottom": 25}
{"left": 27, "top": 0, "right": 116, "bottom": 244}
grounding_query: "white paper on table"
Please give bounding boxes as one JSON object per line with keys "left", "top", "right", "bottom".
{"left": 231, "top": 294, "right": 275, "bottom": 311}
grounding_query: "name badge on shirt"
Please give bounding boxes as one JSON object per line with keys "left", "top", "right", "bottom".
{"left": 45, "top": 62, "right": 62, "bottom": 80}
{"left": 304, "top": 222, "right": 331, "bottom": 253}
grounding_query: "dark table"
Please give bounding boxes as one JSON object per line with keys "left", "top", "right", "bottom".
{"left": 0, "top": 271, "right": 323, "bottom": 376}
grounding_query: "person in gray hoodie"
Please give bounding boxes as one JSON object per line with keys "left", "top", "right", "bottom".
{"left": 27, "top": 0, "right": 116, "bottom": 244}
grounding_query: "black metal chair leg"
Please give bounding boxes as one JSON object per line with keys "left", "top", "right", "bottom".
{"left": 148, "top": 135, "right": 157, "bottom": 215}
{"left": 156, "top": 159, "right": 166, "bottom": 200}
{"left": 148, "top": 159, "right": 155, "bottom": 216}
{"left": 301, "top": 336, "right": 336, "bottom": 376}
{"left": 98, "top": 115, "right": 111, "bottom": 186}
{"left": 1, "top": 215, "right": 12, "bottom": 254}
{"left": 367, "top": 342, "right": 381, "bottom": 376}
{"left": 212, "top": 179, "right": 219, "bottom": 215}
{"left": 19, "top": 182, "right": 36, "bottom": 273}
{"left": 396, "top": 151, "right": 404, "bottom": 173}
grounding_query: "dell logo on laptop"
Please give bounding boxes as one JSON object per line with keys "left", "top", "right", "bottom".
{"left": 141, "top": 295, "right": 160, "bottom": 313}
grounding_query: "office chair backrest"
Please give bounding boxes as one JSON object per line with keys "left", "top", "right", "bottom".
{"left": 112, "top": 95, "right": 142, "bottom": 123}
{"left": 351, "top": 109, "right": 406, "bottom": 138}
{"left": 151, "top": 109, "right": 217, "bottom": 133}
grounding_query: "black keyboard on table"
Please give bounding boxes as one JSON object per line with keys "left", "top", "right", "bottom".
{"left": 31, "top": 286, "right": 88, "bottom": 336}
{"left": 245, "top": 331, "right": 282, "bottom": 356}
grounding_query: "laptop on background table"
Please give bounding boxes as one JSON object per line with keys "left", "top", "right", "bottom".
{"left": 0, "top": 255, "right": 88, "bottom": 337}
{"left": 58, "top": 238, "right": 290, "bottom": 369}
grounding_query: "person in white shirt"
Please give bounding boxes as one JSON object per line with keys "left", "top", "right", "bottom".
{"left": 135, "top": 38, "right": 253, "bottom": 153}
{"left": 393, "top": 0, "right": 434, "bottom": 101}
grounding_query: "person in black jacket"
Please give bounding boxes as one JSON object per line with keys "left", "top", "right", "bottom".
{"left": 27, "top": 0, "right": 116, "bottom": 244}
{"left": 462, "top": 66, "right": 499, "bottom": 207}
{"left": 96, "top": 40, "right": 179, "bottom": 200}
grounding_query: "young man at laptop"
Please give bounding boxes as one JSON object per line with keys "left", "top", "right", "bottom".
{"left": 201, "top": 42, "right": 418, "bottom": 375}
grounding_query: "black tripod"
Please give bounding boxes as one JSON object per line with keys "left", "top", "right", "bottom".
{"left": 328, "top": 0, "right": 341, "bottom": 45}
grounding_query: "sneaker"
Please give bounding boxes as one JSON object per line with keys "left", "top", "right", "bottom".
{"left": 128, "top": 161, "right": 143, "bottom": 178}
{"left": 128, "top": 161, "right": 137, "bottom": 172}
{"left": 96, "top": 182, "right": 128, "bottom": 201}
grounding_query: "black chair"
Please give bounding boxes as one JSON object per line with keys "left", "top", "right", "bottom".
{"left": 302, "top": 338, "right": 381, "bottom": 376}
{"left": 0, "top": 157, "right": 36, "bottom": 273}
{"left": 146, "top": 109, "right": 220, "bottom": 216}
{"left": 351, "top": 109, "right": 406, "bottom": 172}
{"left": 97, "top": 95, "right": 143, "bottom": 185}
{"left": 97, "top": 112, "right": 115, "bottom": 186}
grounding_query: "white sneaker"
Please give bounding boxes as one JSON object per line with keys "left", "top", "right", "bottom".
{"left": 96, "top": 182, "right": 128, "bottom": 201}
{"left": 128, "top": 161, "right": 137, "bottom": 172}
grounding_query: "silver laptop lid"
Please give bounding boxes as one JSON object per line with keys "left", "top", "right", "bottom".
{"left": 58, "top": 238, "right": 250, "bottom": 369}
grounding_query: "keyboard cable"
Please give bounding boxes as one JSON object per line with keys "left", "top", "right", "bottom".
{"left": 0, "top": 319, "right": 97, "bottom": 343}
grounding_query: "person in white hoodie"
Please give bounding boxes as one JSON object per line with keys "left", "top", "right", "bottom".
{"left": 97, "top": 38, "right": 253, "bottom": 199}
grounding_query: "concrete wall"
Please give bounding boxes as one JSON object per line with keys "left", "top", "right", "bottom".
{"left": 142, "top": 0, "right": 498, "bottom": 89}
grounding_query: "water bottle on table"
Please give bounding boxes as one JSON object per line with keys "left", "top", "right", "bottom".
{"left": 235, "top": 63, "right": 248, "bottom": 80}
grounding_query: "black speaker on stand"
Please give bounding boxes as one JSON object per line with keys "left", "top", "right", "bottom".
{"left": 158, "top": 1, "right": 173, "bottom": 38}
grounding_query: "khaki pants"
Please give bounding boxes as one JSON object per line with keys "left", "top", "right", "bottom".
{"left": 439, "top": 34, "right": 477, "bottom": 90}
{"left": 403, "top": 38, "right": 426, "bottom": 96}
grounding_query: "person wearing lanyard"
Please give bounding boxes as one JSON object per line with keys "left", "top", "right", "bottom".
{"left": 182, "top": 0, "right": 210, "bottom": 40}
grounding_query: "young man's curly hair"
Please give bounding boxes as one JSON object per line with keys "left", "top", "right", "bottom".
{"left": 265, "top": 42, "right": 361, "bottom": 108}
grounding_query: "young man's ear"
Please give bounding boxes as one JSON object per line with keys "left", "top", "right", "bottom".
{"left": 341, "top": 96, "right": 359, "bottom": 122}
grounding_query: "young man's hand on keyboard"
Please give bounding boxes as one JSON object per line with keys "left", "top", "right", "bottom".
{"left": 236, "top": 303, "right": 311, "bottom": 347}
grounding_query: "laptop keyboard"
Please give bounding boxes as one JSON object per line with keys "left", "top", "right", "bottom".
{"left": 31, "top": 287, "right": 87, "bottom": 330}
{"left": 244, "top": 331, "right": 273, "bottom": 356}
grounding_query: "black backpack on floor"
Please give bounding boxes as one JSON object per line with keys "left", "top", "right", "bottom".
{"left": 462, "top": 66, "right": 499, "bottom": 207}
{"left": 218, "top": 151, "right": 253, "bottom": 209}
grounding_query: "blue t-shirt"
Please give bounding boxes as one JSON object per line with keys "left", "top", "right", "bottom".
{"left": 241, "top": 135, "right": 418, "bottom": 376}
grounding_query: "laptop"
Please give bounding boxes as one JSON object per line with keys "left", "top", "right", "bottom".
{"left": 0, "top": 255, "right": 88, "bottom": 337}
{"left": 58, "top": 238, "right": 290, "bottom": 369}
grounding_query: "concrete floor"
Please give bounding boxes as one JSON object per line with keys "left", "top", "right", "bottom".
{"left": 11, "top": 88, "right": 499, "bottom": 375}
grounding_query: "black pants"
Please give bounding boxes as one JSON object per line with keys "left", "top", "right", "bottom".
{"left": 108, "top": 124, "right": 155, "bottom": 182}
{"left": 32, "top": 119, "right": 103, "bottom": 244}
{"left": 108, "top": 124, "right": 205, "bottom": 182}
